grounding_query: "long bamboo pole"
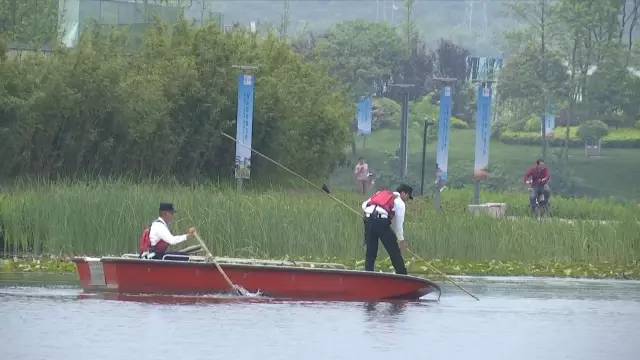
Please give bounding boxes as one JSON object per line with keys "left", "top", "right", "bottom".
{"left": 222, "top": 131, "right": 479, "bottom": 301}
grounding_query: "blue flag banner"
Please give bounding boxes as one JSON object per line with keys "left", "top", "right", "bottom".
{"left": 357, "top": 96, "right": 372, "bottom": 135}
{"left": 235, "top": 74, "right": 255, "bottom": 179}
{"left": 544, "top": 103, "right": 555, "bottom": 138}
{"left": 436, "top": 86, "right": 452, "bottom": 182}
{"left": 474, "top": 84, "right": 492, "bottom": 179}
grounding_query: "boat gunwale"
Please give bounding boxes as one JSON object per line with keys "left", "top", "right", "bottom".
{"left": 73, "top": 256, "right": 440, "bottom": 290}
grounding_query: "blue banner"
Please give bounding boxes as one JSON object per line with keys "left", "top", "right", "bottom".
{"left": 235, "top": 74, "right": 255, "bottom": 179}
{"left": 544, "top": 114, "right": 555, "bottom": 138}
{"left": 474, "top": 84, "right": 492, "bottom": 179}
{"left": 436, "top": 86, "right": 452, "bottom": 183}
{"left": 544, "top": 103, "right": 555, "bottom": 138}
{"left": 357, "top": 96, "right": 372, "bottom": 135}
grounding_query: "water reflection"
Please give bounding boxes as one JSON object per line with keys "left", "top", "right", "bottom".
{"left": 363, "top": 301, "right": 408, "bottom": 323}
{"left": 78, "top": 292, "right": 270, "bottom": 305}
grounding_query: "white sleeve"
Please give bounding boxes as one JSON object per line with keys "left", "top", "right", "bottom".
{"left": 153, "top": 223, "right": 188, "bottom": 245}
{"left": 362, "top": 200, "right": 369, "bottom": 211}
{"left": 391, "top": 199, "right": 405, "bottom": 241}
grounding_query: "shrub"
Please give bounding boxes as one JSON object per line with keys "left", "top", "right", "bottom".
{"left": 524, "top": 116, "right": 541, "bottom": 132}
{"left": 601, "top": 128, "right": 640, "bottom": 148}
{"left": 577, "top": 120, "right": 609, "bottom": 143}
{"left": 451, "top": 117, "right": 469, "bottom": 129}
{"left": 635, "top": 119, "right": 640, "bottom": 130}
{"left": 373, "top": 97, "right": 401, "bottom": 129}
{"left": 499, "top": 127, "right": 640, "bottom": 148}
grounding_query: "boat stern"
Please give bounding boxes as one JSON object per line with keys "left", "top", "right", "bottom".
{"left": 73, "top": 257, "right": 107, "bottom": 291}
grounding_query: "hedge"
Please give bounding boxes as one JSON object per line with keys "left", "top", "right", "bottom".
{"left": 499, "top": 128, "right": 640, "bottom": 148}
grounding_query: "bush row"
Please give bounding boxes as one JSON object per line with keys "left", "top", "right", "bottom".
{"left": 499, "top": 128, "right": 640, "bottom": 148}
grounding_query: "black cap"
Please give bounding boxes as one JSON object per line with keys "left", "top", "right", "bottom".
{"left": 159, "top": 203, "right": 176, "bottom": 212}
{"left": 396, "top": 184, "right": 414, "bottom": 199}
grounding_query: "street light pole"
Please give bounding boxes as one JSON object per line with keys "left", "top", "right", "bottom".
{"left": 390, "top": 84, "right": 414, "bottom": 180}
{"left": 420, "top": 119, "right": 429, "bottom": 196}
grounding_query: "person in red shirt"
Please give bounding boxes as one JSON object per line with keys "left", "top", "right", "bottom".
{"left": 523, "top": 159, "right": 551, "bottom": 211}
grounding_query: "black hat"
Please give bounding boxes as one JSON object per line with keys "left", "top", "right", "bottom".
{"left": 396, "top": 184, "right": 414, "bottom": 199}
{"left": 159, "top": 203, "right": 176, "bottom": 212}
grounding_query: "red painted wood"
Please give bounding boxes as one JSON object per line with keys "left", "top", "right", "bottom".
{"left": 74, "top": 257, "right": 440, "bottom": 301}
{"left": 75, "top": 261, "right": 91, "bottom": 289}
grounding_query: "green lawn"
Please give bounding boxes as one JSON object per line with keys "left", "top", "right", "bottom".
{"left": 330, "top": 128, "right": 640, "bottom": 202}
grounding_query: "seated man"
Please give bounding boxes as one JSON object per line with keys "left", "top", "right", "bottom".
{"left": 523, "top": 159, "right": 551, "bottom": 211}
{"left": 149, "top": 203, "right": 197, "bottom": 260}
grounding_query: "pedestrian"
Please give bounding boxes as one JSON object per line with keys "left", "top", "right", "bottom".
{"left": 354, "top": 158, "right": 370, "bottom": 195}
{"left": 361, "top": 184, "right": 413, "bottom": 274}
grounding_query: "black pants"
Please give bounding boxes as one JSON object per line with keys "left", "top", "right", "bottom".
{"left": 364, "top": 217, "right": 407, "bottom": 275}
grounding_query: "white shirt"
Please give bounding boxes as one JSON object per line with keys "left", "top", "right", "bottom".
{"left": 361, "top": 192, "right": 406, "bottom": 241}
{"left": 149, "top": 217, "right": 188, "bottom": 246}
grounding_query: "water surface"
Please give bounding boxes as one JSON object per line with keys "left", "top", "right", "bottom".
{"left": 1, "top": 273, "right": 639, "bottom": 360}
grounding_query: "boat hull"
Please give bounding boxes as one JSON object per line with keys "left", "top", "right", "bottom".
{"left": 73, "top": 257, "right": 440, "bottom": 301}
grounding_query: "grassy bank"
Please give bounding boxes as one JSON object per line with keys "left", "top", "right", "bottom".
{"left": 1, "top": 182, "right": 638, "bottom": 273}
{"left": 331, "top": 129, "right": 640, "bottom": 201}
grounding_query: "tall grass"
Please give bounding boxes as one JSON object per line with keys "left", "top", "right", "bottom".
{"left": 0, "top": 181, "right": 638, "bottom": 264}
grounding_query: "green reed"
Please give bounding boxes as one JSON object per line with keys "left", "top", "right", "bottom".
{"left": 0, "top": 180, "right": 638, "bottom": 264}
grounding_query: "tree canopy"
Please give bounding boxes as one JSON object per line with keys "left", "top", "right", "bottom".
{"left": 0, "top": 20, "right": 351, "bottom": 181}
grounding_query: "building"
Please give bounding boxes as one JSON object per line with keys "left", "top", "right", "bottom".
{"left": 57, "top": 0, "right": 185, "bottom": 47}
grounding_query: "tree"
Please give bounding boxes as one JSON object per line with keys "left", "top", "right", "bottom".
{"left": 549, "top": 0, "right": 639, "bottom": 159}
{"left": 0, "top": 0, "right": 58, "bottom": 46}
{"left": 584, "top": 47, "right": 640, "bottom": 128}
{"left": 498, "top": 44, "right": 569, "bottom": 127}
{"left": 432, "top": 39, "right": 471, "bottom": 120}
{"left": 0, "top": 20, "right": 352, "bottom": 181}
{"left": 315, "top": 20, "right": 404, "bottom": 98}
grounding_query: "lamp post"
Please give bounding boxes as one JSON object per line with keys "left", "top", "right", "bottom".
{"left": 389, "top": 84, "right": 414, "bottom": 180}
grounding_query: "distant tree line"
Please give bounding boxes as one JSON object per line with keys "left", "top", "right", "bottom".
{"left": 293, "top": 18, "right": 474, "bottom": 123}
{"left": 498, "top": 0, "right": 640, "bottom": 148}
{"left": 0, "top": 20, "right": 351, "bottom": 180}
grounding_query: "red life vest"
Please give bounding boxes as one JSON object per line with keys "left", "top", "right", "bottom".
{"left": 367, "top": 190, "right": 396, "bottom": 217}
{"left": 139, "top": 221, "right": 169, "bottom": 255}
{"left": 139, "top": 227, "right": 152, "bottom": 254}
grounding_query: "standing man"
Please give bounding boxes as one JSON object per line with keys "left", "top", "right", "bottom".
{"left": 149, "top": 203, "right": 197, "bottom": 259}
{"left": 523, "top": 159, "right": 551, "bottom": 211}
{"left": 361, "top": 184, "right": 413, "bottom": 274}
{"left": 354, "top": 158, "right": 370, "bottom": 195}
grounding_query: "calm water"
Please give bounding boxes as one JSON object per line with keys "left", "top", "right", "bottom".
{"left": 1, "top": 273, "right": 639, "bottom": 360}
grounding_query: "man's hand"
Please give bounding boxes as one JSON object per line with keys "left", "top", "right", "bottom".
{"left": 398, "top": 240, "right": 407, "bottom": 254}
{"left": 187, "top": 227, "right": 197, "bottom": 237}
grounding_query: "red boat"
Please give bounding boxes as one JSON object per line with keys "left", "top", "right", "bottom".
{"left": 73, "top": 256, "right": 440, "bottom": 301}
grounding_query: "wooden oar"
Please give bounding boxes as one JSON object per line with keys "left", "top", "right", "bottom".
{"left": 194, "top": 233, "right": 248, "bottom": 296}
{"left": 222, "top": 131, "right": 479, "bottom": 301}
